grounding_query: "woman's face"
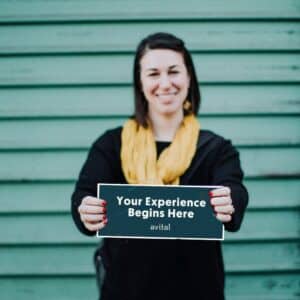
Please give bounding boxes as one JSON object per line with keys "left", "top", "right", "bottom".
{"left": 140, "top": 49, "right": 190, "bottom": 118}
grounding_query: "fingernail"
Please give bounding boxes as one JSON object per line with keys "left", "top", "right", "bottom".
{"left": 102, "top": 200, "right": 107, "bottom": 206}
{"left": 103, "top": 207, "right": 106, "bottom": 213}
{"left": 103, "top": 218, "right": 108, "bottom": 224}
{"left": 209, "top": 191, "right": 214, "bottom": 197}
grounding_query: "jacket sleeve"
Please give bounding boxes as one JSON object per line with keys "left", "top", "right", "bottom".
{"left": 211, "top": 138, "right": 249, "bottom": 232}
{"left": 71, "top": 131, "right": 120, "bottom": 236}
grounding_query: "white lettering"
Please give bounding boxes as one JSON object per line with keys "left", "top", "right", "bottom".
{"left": 117, "top": 196, "right": 123, "bottom": 206}
{"left": 167, "top": 209, "right": 194, "bottom": 218}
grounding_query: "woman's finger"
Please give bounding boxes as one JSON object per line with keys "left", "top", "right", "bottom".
{"left": 78, "top": 205, "right": 106, "bottom": 215}
{"left": 84, "top": 221, "right": 107, "bottom": 232}
{"left": 82, "top": 196, "right": 107, "bottom": 206}
{"left": 81, "top": 213, "right": 106, "bottom": 223}
{"left": 214, "top": 204, "right": 235, "bottom": 214}
{"left": 210, "top": 196, "right": 232, "bottom": 206}
{"left": 209, "top": 187, "right": 231, "bottom": 197}
{"left": 216, "top": 213, "right": 232, "bottom": 223}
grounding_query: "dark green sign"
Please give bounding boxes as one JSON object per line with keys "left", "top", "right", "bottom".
{"left": 97, "top": 183, "right": 224, "bottom": 240}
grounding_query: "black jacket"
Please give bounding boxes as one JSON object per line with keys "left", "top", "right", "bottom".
{"left": 71, "top": 127, "right": 248, "bottom": 300}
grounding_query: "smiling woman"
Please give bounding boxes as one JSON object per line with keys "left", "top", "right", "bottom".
{"left": 71, "top": 32, "right": 248, "bottom": 300}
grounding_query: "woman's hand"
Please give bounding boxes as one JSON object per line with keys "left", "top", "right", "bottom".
{"left": 78, "top": 196, "right": 107, "bottom": 232}
{"left": 209, "top": 187, "right": 235, "bottom": 223}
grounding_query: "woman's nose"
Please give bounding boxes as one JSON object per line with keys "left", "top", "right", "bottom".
{"left": 159, "top": 74, "right": 171, "bottom": 89}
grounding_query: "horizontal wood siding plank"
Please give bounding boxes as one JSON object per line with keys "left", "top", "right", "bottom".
{"left": 1, "top": 85, "right": 299, "bottom": 118}
{"left": 246, "top": 179, "right": 300, "bottom": 208}
{"left": 0, "top": 274, "right": 299, "bottom": 300}
{"left": 0, "top": 116, "right": 299, "bottom": 149}
{"left": 0, "top": 210, "right": 298, "bottom": 244}
{"left": 225, "top": 209, "right": 300, "bottom": 241}
{"left": 0, "top": 182, "right": 75, "bottom": 213}
{"left": 1, "top": 54, "right": 299, "bottom": 86}
{"left": 0, "top": 214, "right": 95, "bottom": 245}
{"left": 222, "top": 241, "right": 300, "bottom": 272}
{"left": 0, "top": 277, "right": 97, "bottom": 300}
{"left": 0, "top": 245, "right": 96, "bottom": 275}
{"left": 0, "top": 274, "right": 298, "bottom": 300}
{"left": 0, "top": 179, "right": 299, "bottom": 213}
{"left": 0, "top": 148, "right": 299, "bottom": 181}
{"left": 0, "top": 22, "right": 299, "bottom": 54}
{"left": 239, "top": 147, "right": 300, "bottom": 178}
{"left": 226, "top": 273, "right": 300, "bottom": 300}
{"left": 0, "top": 241, "right": 298, "bottom": 275}
{"left": 0, "top": 0, "right": 299, "bottom": 22}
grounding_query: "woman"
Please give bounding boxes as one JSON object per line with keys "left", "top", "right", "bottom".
{"left": 71, "top": 32, "right": 248, "bottom": 300}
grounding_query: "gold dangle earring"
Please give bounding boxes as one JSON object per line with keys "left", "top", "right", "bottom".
{"left": 183, "top": 99, "right": 192, "bottom": 113}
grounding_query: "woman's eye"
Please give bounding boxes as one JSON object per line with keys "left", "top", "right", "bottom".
{"left": 148, "top": 73, "right": 158, "bottom": 77}
{"left": 169, "top": 70, "right": 179, "bottom": 74}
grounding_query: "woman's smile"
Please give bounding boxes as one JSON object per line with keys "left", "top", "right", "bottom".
{"left": 156, "top": 92, "right": 177, "bottom": 97}
{"left": 155, "top": 92, "right": 178, "bottom": 104}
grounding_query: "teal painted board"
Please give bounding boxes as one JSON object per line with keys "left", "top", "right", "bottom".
{"left": 222, "top": 241, "right": 300, "bottom": 272}
{"left": 1, "top": 85, "right": 300, "bottom": 118}
{"left": 0, "top": 182, "right": 76, "bottom": 213}
{"left": 226, "top": 273, "right": 300, "bottom": 300}
{"left": 0, "top": 148, "right": 299, "bottom": 181}
{"left": 0, "top": 245, "right": 96, "bottom": 275}
{"left": 0, "top": 210, "right": 298, "bottom": 245}
{"left": 0, "top": 241, "right": 299, "bottom": 275}
{"left": 0, "top": 0, "right": 300, "bottom": 22}
{"left": 0, "top": 274, "right": 298, "bottom": 300}
{"left": 1, "top": 54, "right": 300, "bottom": 86}
{"left": 0, "top": 179, "right": 299, "bottom": 213}
{"left": 0, "top": 277, "right": 98, "bottom": 300}
{"left": 225, "top": 209, "right": 300, "bottom": 241}
{"left": 0, "top": 214, "right": 97, "bottom": 245}
{"left": 246, "top": 179, "right": 300, "bottom": 209}
{"left": 0, "top": 116, "right": 299, "bottom": 149}
{"left": 0, "top": 22, "right": 299, "bottom": 54}
{"left": 0, "top": 274, "right": 299, "bottom": 300}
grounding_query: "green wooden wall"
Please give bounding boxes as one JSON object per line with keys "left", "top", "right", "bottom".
{"left": 0, "top": 1, "right": 299, "bottom": 299}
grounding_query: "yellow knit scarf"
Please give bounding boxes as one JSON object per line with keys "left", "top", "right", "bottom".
{"left": 121, "top": 114, "right": 200, "bottom": 185}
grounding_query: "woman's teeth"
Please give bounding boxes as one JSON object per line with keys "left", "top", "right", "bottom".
{"left": 157, "top": 92, "right": 176, "bottom": 97}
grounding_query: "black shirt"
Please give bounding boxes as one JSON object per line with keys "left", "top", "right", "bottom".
{"left": 71, "top": 127, "right": 248, "bottom": 300}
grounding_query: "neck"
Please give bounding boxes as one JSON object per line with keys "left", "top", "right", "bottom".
{"left": 148, "top": 110, "right": 184, "bottom": 142}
